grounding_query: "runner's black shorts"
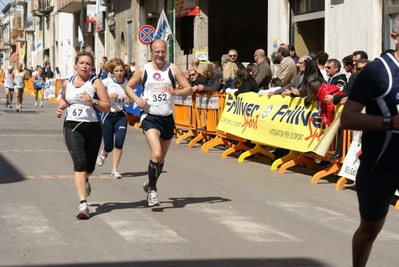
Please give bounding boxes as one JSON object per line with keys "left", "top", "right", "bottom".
{"left": 140, "top": 113, "right": 175, "bottom": 140}
{"left": 356, "top": 172, "right": 399, "bottom": 222}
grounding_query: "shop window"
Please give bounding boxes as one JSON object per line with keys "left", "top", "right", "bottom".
{"left": 291, "top": 0, "right": 324, "bottom": 15}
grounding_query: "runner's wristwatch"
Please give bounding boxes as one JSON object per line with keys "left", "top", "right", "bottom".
{"left": 93, "top": 99, "right": 99, "bottom": 106}
{"left": 383, "top": 117, "right": 393, "bottom": 130}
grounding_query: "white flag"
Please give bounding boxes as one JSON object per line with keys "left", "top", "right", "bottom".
{"left": 78, "top": 26, "right": 84, "bottom": 46}
{"left": 153, "top": 10, "right": 172, "bottom": 41}
{"left": 34, "top": 41, "right": 43, "bottom": 54}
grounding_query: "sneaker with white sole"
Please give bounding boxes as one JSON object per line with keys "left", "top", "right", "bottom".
{"left": 35, "top": 101, "right": 38, "bottom": 107}
{"left": 40, "top": 102, "right": 43, "bottom": 107}
{"left": 97, "top": 155, "right": 106, "bottom": 167}
{"left": 86, "top": 181, "right": 91, "bottom": 196}
{"left": 9, "top": 104, "right": 12, "bottom": 108}
{"left": 76, "top": 202, "right": 89, "bottom": 219}
{"left": 111, "top": 170, "right": 122, "bottom": 179}
{"left": 143, "top": 182, "right": 160, "bottom": 206}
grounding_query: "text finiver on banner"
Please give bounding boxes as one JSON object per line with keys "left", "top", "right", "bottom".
{"left": 216, "top": 92, "right": 341, "bottom": 156}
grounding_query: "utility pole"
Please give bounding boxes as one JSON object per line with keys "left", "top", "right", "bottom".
{"left": 168, "top": 0, "right": 174, "bottom": 63}
{"left": 24, "top": 0, "right": 27, "bottom": 67}
{"left": 81, "top": 0, "right": 84, "bottom": 50}
{"left": 42, "top": 0, "right": 45, "bottom": 61}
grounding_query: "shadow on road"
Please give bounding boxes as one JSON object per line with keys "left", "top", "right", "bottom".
{"left": 0, "top": 154, "right": 25, "bottom": 184}
{"left": 89, "top": 196, "right": 232, "bottom": 217}
{"left": 10, "top": 258, "right": 330, "bottom": 267}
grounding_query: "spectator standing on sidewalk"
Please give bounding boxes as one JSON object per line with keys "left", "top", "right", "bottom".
{"left": 124, "top": 39, "right": 195, "bottom": 207}
{"left": 56, "top": 50, "right": 110, "bottom": 219}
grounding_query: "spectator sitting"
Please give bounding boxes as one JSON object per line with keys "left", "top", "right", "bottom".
{"left": 195, "top": 61, "right": 223, "bottom": 92}
{"left": 316, "top": 51, "right": 329, "bottom": 82}
{"left": 283, "top": 55, "right": 324, "bottom": 106}
{"left": 187, "top": 68, "right": 207, "bottom": 87}
{"left": 222, "top": 61, "right": 239, "bottom": 91}
{"left": 276, "top": 44, "right": 297, "bottom": 86}
{"left": 234, "top": 68, "right": 259, "bottom": 97}
{"left": 269, "top": 77, "right": 282, "bottom": 88}
{"left": 253, "top": 48, "right": 272, "bottom": 89}
{"left": 246, "top": 63, "right": 256, "bottom": 75}
{"left": 270, "top": 51, "right": 281, "bottom": 78}
{"left": 227, "top": 49, "right": 245, "bottom": 69}
{"left": 325, "top": 58, "right": 347, "bottom": 87}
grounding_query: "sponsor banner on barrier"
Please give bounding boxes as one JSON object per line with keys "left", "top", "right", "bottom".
{"left": 175, "top": 95, "right": 193, "bottom": 106}
{"left": 195, "top": 95, "right": 219, "bottom": 109}
{"left": 216, "top": 92, "right": 340, "bottom": 155}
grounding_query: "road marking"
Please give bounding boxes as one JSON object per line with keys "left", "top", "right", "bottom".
{"left": 0, "top": 150, "right": 68, "bottom": 153}
{"left": 0, "top": 175, "right": 111, "bottom": 180}
{"left": 187, "top": 203, "right": 301, "bottom": 242}
{"left": 0, "top": 134, "right": 58, "bottom": 137}
{"left": 0, "top": 203, "right": 67, "bottom": 246}
{"left": 271, "top": 201, "right": 399, "bottom": 240}
{"left": 95, "top": 203, "right": 187, "bottom": 243}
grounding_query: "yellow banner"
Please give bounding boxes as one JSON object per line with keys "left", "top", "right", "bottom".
{"left": 20, "top": 43, "right": 26, "bottom": 60}
{"left": 216, "top": 93, "right": 340, "bottom": 156}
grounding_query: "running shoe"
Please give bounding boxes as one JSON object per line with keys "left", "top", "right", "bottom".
{"left": 97, "top": 155, "right": 107, "bottom": 167}
{"left": 111, "top": 170, "right": 122, "bottom": 179}
{"left": 5, "top": 101, "right": 9, "bottom": 107}
{"left": 76, "top": 202, "right": 89, "bottom": 219}
{"left": 16, "top": 105, "right": 20, "bottom": 112}
{"left": 86, "top": 181, "right": 91, "bottom": 197}
{"left": 9, "top": 104, "right": 12, "bottom": 108}
{"left": 35, "top": 101, "right": 38, "bottom": 107}
{"left": 143, "top": 182, "right": 160, "bottom": 206}
{"left": 40, "top": 102, "right": 43, "bottom": 107}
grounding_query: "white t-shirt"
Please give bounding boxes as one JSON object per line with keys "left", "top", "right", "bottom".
{"left": 102, "top": 77, "right": 128, "bottom": 112}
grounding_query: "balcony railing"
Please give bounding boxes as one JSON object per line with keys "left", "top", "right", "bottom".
{"left": 31, "top": 0, "right": 54, "bottom": 16}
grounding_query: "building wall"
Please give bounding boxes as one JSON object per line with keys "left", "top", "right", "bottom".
{"left": 268, "top": 0, "right": 383, "bottom": 63}
{"left": 267, "top": 1, "right": 290, "bottom": 57}
{"left": 57, "top": 12, "right": 74, "bottom": 78}
{"left": 324, "top": 0, "right": 382, "bottom": 61}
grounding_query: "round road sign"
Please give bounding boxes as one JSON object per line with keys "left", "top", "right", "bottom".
{"left": 138, "top": 25, "right": 156, "bottom": 45}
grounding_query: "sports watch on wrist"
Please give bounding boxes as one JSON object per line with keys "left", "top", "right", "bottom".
{"left": 383, "top": 117, "right": 393, "bottom": 130}
{"left": 93, "top": 99, "right": 99, "bottom": 106}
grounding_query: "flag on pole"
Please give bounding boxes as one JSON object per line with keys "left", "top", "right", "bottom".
{"left": 34, "top": 41, "right": 43, "bottom": 54}
{"left": 78, "top": 26, "right": 84, "bottom": 46}
{"left": 153, "top": 10, "right": 173, "bottom": 41}
{"left": 20, "top": 43, "right": 26, "bottom": 60}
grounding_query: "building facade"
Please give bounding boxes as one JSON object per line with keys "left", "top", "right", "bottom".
{"left": 1, "top": 0, "right": 399, "bottom": 76}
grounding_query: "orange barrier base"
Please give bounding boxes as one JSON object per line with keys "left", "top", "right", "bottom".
{"left": 221, "top": 140, "right": 251, "bottom": 159}
{"left": 238, "top": 143, "right": 273, "bottom": 163}
{"left": 176, "top": 129, "right": 197, "bottom": 145}
{"left": 279, "top": 153, "right": 323, "bottom": 174}
{"left": 335, "top": 177, "right": 356, "bottom": 190}
{"left": 270, "top": 150, "right": 297, "bottom": 170}
{"left": 310, "top": 161, "right": 340, "bottom": 184}
{"left": 188, "top": 131, "right": 214, "bottom": 148}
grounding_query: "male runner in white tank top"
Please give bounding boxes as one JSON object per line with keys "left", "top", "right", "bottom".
{"left": 125, "top": 39, "right": 196, "bottom": 206}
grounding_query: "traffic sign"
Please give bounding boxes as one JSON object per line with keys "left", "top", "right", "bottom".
{"left": 138, "top": 25, "right": 156, "bottom": 45}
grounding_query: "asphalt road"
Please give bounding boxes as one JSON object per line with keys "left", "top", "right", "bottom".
{"left": 1, "top": 92, "right": 399, "bottom": 267}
